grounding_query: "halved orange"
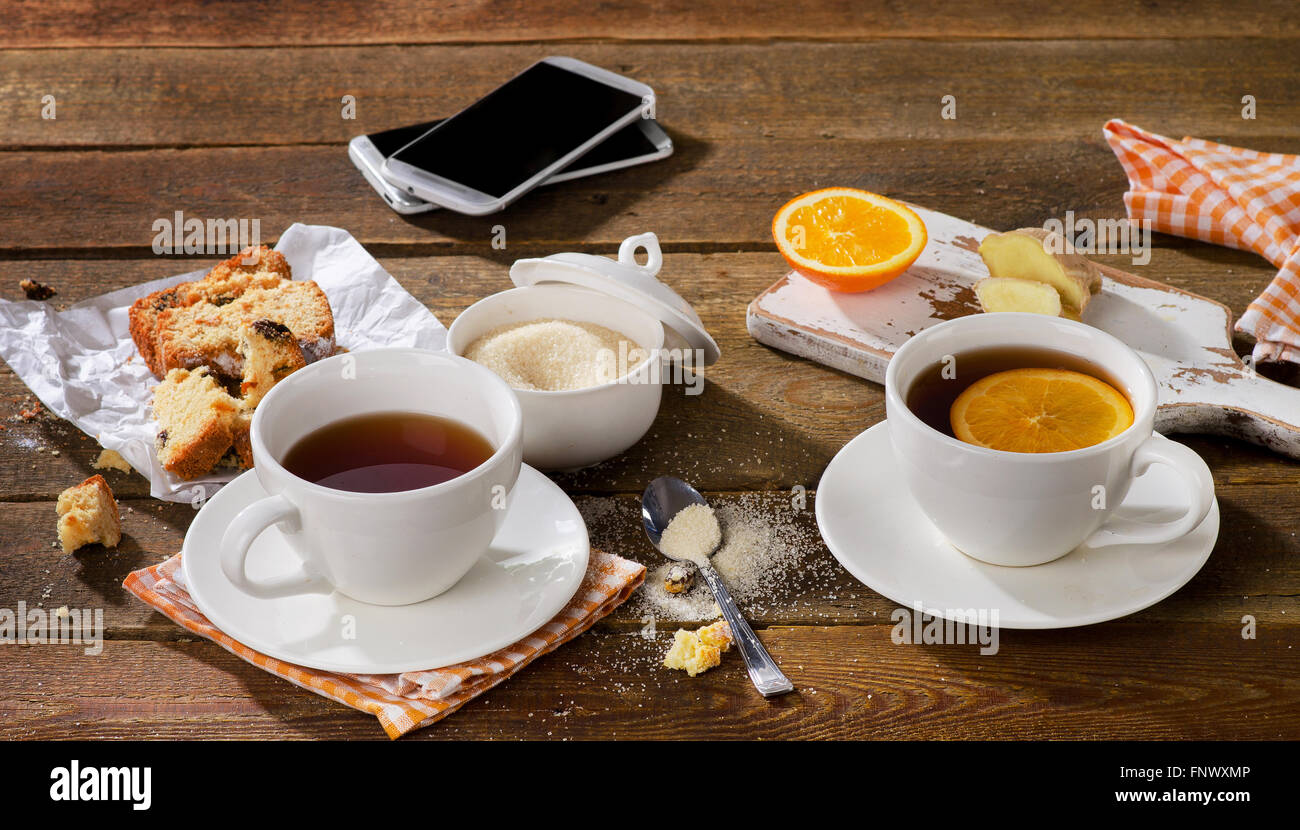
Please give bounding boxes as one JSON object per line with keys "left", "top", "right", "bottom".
{"left": 772, "top": 187, "right": 927, "bottom": 292}
{"left": 949, "top": 368, "right": 1134, "bottom": 453}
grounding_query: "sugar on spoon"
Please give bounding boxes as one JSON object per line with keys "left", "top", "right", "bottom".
{"left": 641, "top": 476, "right": 794, "bottom": 698}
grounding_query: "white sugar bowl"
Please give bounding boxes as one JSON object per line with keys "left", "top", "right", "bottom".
{"left": 448, "top": 232, "right": 719, "bottom": 470}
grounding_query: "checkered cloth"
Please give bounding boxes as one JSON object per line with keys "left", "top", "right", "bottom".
{"left": 125, "top": 550, "right": 644, "bottom": 739}
{"left": 1104, "top": 119, "right": 1300, "bottom": 364}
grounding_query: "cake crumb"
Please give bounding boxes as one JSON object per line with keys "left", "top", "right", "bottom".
{"left": 663, "top": 562, "right": 695, "bottom": 594}
{"left": 56, "top": 475, "right": 121, "bottom": 554}
{"left": 20, "top": 279, "right": 57, "bottom": 301}
{"left": 93, "top": 449, "right": 133, "bottom": 474}
{"left": 664, "top": 620, "right": 732, "bottom": 676}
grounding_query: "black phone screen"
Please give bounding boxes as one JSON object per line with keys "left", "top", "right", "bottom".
{"left": 388, "top": 62, "right": 646, "bottom": 198}
{"left": 370, "top": 120, "right": 659, "bottom": 175}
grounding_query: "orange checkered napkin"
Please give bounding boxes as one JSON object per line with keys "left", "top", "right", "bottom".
{"left": 1104, "top": 119, "right": 1300, "bottom": 364}
{"left": 124, "top": 551, "right": 644, "bottom": 739}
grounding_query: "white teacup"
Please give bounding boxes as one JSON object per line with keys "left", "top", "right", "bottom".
{"left": 220, "top": 348, "right": 523, "bottom": 605}
{"left": 884, "top": 313, "right": 1214, "bottom": 567}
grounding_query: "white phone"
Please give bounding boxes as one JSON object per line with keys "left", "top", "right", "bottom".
{"left": 350, "top": 118, "right": 672, "bottom": 215}
{"left": 381, "top": 57, "right": 655, "bottom": 215}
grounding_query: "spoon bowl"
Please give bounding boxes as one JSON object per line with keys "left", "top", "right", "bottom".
{"left": 641, "top": 475, "right": 713, "bottom": 558}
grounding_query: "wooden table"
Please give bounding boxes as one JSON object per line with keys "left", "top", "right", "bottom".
{"left": 2, "top": 1, "right": 1297, "bottom": 741}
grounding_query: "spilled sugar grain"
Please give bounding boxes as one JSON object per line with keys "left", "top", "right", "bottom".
{"left": 576, "top": 492, "right": 832, "bottom": 624}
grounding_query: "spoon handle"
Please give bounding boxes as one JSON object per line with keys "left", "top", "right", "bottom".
{"left": 698, "top": 563, "right": 794, "bottom": 697}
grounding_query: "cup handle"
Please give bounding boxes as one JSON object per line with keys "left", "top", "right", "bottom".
{"left": 1084, "top": 436, "right": 1215, "bottom": 548}
{"left": 220, "top": 494, "right": 331, "bottom": 599}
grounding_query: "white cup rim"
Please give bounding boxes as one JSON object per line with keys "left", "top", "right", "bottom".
{"left": 884, "top": 313, "right": 1157, "bottom": 462}
{"left": 249, "top": 346, "right": 523, "bottom": 503}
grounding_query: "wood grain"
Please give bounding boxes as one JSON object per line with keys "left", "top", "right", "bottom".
{"left": 12, "top": 136, "right": 1300, "bottom": 256}
{"left": 1, "top": 248, "right": 1285, "bottom": 322}
{"left": 3, "top": 41, "right": 1298, "bottom": 149}
{"left": 1, "top": 624, "right": 1294, "bottom": 740}
{"left": 1, "top": 478, "right": 1297, "bottom": 640}
{"left": 5, "top": 1, "right": 1297, "bottom": 49}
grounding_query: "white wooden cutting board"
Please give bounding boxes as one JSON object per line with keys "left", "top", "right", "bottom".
{"left": 747, "top": 205, "right": 1300, "bottom": 458}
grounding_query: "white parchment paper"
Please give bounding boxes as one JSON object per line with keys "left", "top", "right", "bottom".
{"left": 0, "top": 223, "right": 447, "bottom": 503}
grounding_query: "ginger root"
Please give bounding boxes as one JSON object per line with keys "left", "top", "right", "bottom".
{"left": 975, "top": 277, "right": 1062, "bottom": 318}
{"left": 977, "top": 227, "right": 1101, "bottom": 318}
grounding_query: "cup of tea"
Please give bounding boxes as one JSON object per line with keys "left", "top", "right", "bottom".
{"left": 220, "top": 348, "right": 523, "bottom": 605}
{"left": 885, "top": 313, "right": 1214, "bottom": 566}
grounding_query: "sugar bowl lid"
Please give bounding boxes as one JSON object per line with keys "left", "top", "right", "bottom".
{"left": 509, "top": 232, "right": 721, "bottom": 366}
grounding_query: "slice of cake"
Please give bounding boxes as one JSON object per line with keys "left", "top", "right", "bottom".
{"left": 663, "top": 620, "right": 733, "bottom": 677}
{"left": 152, "top": 367, "right": 242, "bottom": 479}
{"left": 129, "top": 285, "right": 186, "bottom": 376}
{"left": 128, "top": 245, "right": 289, "bottom": 377}
{"left": 237, "top": 319, "right": 307, "bottom": 407}
{"left": 176, "top": 244, "right": 290, "bottom": 306}
{"left": 154, "top": 280, "right": 334, "bottom": 381}
{"left": 56, "top": 475, "right": 122, "bottom": 554}
{"left": 230, "top": 411, "right": 254, "bottom": 468}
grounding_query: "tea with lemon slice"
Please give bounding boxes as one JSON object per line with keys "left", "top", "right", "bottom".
{"left": 906, "top": 346, "right": 1134, "bottom": 453}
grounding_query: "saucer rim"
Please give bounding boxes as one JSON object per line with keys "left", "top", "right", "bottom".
{"left": 815, "top": 420, "right": 1220, "bottom": 630}
{"left": 182, "top": 464, "right": 590, "bottom": 673}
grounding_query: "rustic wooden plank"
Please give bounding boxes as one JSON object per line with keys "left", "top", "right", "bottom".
{"left": 1, "top": 476, "right": 1296, "bottom": 640}
{"left": 2, "top": 248, "right": 1286, "bottom": 319}
{"left": 1, "top": 251, "right": 1298, "bottom": 501}
{"left": 1, "top": 623, "right": 1295, "bottom": 740}
{"left": 4, "top": 0, "right": 1295, "bottom": 49}
{"left": 15, "top": 137, "right": 1300, "bottom": 255}
{"left": 4, "top": 40, "right": 1298, "bottom": 148}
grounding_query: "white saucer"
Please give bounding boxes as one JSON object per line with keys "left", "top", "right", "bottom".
{"left": 182, "top": 465, "right": 589, "bottom": 674}
{"left": 816, "top": 421, "right": 1219, "bottom": 629}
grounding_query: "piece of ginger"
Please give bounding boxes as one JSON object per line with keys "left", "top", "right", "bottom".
{"left": 975, "top": 277, "right": 1062, "bottom": 318}
{"left": 977, "top": 227, "right": 1101, "bottom": 317}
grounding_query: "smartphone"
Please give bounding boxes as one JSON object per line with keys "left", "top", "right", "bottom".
{"left": 381, "top": 57, "right": 654, "bottom": 215}
{"left": 350, "top": 118, "right": 672, "bottom": 215}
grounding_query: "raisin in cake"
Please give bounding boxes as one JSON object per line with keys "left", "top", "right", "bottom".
{"left": 56, "top": 475, "right": 122, "bottom": 554}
